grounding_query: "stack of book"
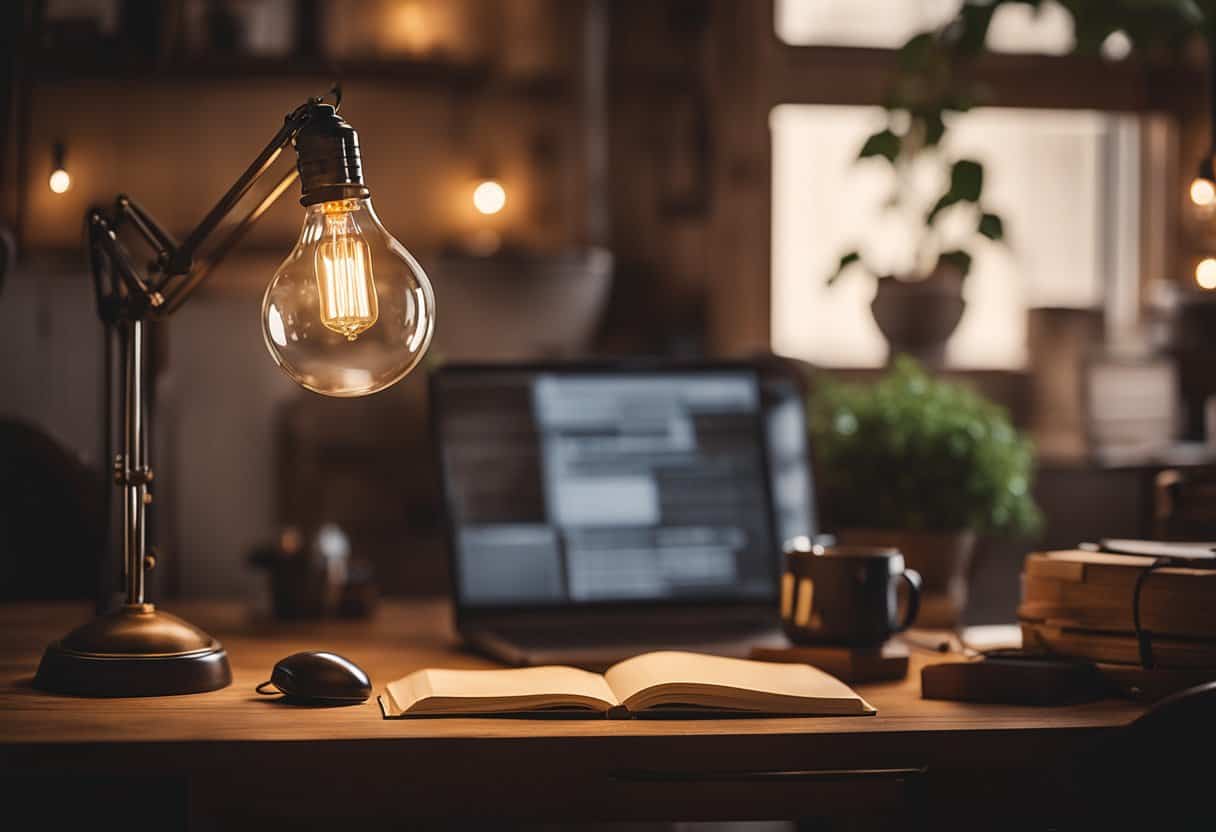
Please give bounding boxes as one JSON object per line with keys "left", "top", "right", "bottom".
{"left": 1018, "top": 550, "right": 1216, "bottom": 677}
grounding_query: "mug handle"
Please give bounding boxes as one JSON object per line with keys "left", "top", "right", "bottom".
{"left": 890, "top": 569, "right": 922, "bottom": 633}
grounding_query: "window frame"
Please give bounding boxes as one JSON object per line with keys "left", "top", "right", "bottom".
{"left": 702, "top": 0, "right": 1194, "bottom": 356}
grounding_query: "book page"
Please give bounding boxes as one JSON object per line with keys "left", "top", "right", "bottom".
{"left": 604, "top": 651, "right": 873, "bottom": 714}
{"left": 384, "top": 665, "right": 618, "bottom": 716}
{"left": 1098, "top": 540, "right": 1216, "bottom": 560}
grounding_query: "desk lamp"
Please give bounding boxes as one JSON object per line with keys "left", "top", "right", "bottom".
{"left": 34, "top": 88, "right": 435, "bottom": 696}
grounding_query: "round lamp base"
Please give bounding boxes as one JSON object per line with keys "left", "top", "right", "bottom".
{"left": 34, "top": 605, "right": 232, "bottom": 697}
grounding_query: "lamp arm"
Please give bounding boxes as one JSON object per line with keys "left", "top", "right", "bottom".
{"left": 115, "top": 194, "right": 178, "bottom": 262}
{"left": 161, "top": 112, "right": 306, "bottom": 282}
{"left": 87, "top": 209, "right": 162, "bottom": 316}
{"left": 159, "top": 164, "right": 299, "bottom": 315}
{"left": 89, "top": 88, "right": 339, "bottom": 321}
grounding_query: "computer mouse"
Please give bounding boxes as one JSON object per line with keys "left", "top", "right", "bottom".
{"left": 256, "top": 651, "right": 371, "bottom": 705}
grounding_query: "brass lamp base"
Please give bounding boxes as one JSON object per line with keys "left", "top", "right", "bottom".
{"left": 34, "top": 604, "right": 232, "bottom": 697}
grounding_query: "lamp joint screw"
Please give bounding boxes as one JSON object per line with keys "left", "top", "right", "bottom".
{"left": 144, "top": 550, "right": 157, "bottom": 571}
{"left": 114, "top": 465, "right": 154, "bottom": 486}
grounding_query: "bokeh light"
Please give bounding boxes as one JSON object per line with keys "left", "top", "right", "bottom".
{"left": 1191, "top": 177, "right": 1216, "bottom": 208}
{"left": 49, "top": 168, "right": 70, "bottom": 194}
{"left": 1196, "top": 258, "right": 1216, "bottom": 290}
{"left": 472, "top": 180, "right": 506, "bottom": 215}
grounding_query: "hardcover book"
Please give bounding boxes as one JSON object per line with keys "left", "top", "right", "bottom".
{"left": 379, "top": 651, "right": 875, "bottom": 718}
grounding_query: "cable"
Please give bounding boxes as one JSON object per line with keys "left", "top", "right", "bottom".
{"left": 1132, "top": 558, "right": 1169, "bottom": 670}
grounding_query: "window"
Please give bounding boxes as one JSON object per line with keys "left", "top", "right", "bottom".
{"left": 771, "top": 105, "right": 1141, "bottom": 368}
{"left": 775, "top": 0, "right": 1076, "bottom": 54}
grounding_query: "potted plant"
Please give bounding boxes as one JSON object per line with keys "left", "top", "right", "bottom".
{"left": 809, "top": 358, "right": 1041, "bottom": 627}
{"left": 826, "top": 26, "right": 1007, "bottom": 368}
{"left": 828, "top": 0, "right": 1206, "bottom": 368}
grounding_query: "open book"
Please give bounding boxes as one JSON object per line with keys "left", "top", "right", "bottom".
{"left": 379, "top": 651, "right": 875, "bottom": 718}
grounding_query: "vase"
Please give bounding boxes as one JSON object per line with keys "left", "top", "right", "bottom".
{"left": 835, "top": 528, "right": 977, "bottom": 629}
{"left": 870, "top": 272, "right": 965, "bottom": 369}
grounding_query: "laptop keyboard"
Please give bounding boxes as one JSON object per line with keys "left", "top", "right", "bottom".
{"left": 492, "top": 619, "right": 776, "bottom": 649}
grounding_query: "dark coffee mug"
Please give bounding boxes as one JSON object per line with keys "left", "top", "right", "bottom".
{"left": 780, "top": 539, "right": 922, "bottom": 646}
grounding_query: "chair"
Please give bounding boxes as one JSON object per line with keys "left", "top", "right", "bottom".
{"left": 0, "top": 419, "right": 105, "bottom": 600}
{"left": 1081, "top": 680, "right": 1216, "bottom": 827}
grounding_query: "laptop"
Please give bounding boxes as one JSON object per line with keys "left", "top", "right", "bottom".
{"left": 430, "top": 361, "right": 817, "bottom": 670}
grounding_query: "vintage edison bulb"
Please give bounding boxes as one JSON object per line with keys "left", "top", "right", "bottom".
{"left": 262, "top": 197, "right": 434, "bottom": 396}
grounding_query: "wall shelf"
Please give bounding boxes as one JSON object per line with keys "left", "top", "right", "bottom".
{"left": 29, "top": 53, "right": 568, "bottom": 98}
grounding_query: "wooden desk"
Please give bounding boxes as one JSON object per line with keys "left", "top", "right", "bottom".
{"left": 0, "top": 601, "right": 1144, "bottom": 827}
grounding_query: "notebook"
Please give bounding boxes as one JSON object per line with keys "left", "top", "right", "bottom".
{"left": 378, "top": 651, "right": 875, "bottom": 718}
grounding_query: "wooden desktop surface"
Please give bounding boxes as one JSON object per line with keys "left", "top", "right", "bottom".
{"left": 0, "top": 600, "right": 1145, "bottom": 825}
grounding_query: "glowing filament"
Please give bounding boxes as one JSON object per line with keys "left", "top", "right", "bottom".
{"left": 315, "top": 206, "right": 378, "bottom": 340}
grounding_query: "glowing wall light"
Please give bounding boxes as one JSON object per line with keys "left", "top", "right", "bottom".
{"left": 49, "top": 142, "right": 70, "bottom": 194}
{"left": 472, "top": 179, "right": 507, "bottom": 215}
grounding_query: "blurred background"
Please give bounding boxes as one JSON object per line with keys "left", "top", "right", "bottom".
{"left": 1, "top": 0, "right": 1213, "bottom": 623}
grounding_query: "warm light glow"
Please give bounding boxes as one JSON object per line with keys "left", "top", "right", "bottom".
{"left": 472, "top": 180, "right": 507, "bottom": 215}
{"left": 49, "top": 168, "right": 70, "bottom": 194}
{"left": 1197, "top": 258, "right": 1216, "bottom": 290}
{"left": 387, "top": 2, "right": 434, "bottom": 54}
{"left": 1191, "top": 177, "right": 1216, "bottom": 207}
{"left": 467, "top": 228, "right": 501, "bottom": 257}
{"left": 315, "top": 200, "right": 379, "bottom": 340}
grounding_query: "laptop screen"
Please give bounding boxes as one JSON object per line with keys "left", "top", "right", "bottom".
{"left": 433, "top": 365, "right": 809, "bottom": 610}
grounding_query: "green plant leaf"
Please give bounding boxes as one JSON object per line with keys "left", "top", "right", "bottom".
{"left": 948, "top": 3, "right": 997, "bottom": 54}
{"left": 858, "top": 129, "right": 901, "bottom": 163}
{"left": 927, "top": 159, "right": 984, "bottom": 223}
{"left": 897, "top": 32, "right": 937, "bottom": 71}
{"left": 938, "top": 249, "right": 973, "bottom": 277}
{"left": 826, "top": 251, "right": 862, "bottom": 286}
{"left": 951, "top": 159, "right": 984, "bottom": 201}
{"left": 807, "top": 358, "right": 1042, "bottom": 536}
{"left": 978, "top": 212, "right": 1004, "bottom": 241}
{"left": 927, "top": 194, "right": 954, "bottom": 224}
{"left": 921, "top": 112, "right": 946, "bottom": 146}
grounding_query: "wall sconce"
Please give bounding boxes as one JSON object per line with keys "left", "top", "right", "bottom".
{"left": 1196, "top": 257, "right": 1216, "bottom": 290}
{"left": 1191, "top": 29, "right": 1216, "bottom": 216}
{"left": 472, "top": 179, "right": 507, "bottom": 216}
{"left": 49, "top": 141, "right": 70, "bottom": 194}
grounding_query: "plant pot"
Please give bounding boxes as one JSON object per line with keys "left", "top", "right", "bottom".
{"left": 835, "top": 528, "right": 977, "bottom": 629}
{"left": 870, "top": 273, "right": 965, "bottom": 369}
